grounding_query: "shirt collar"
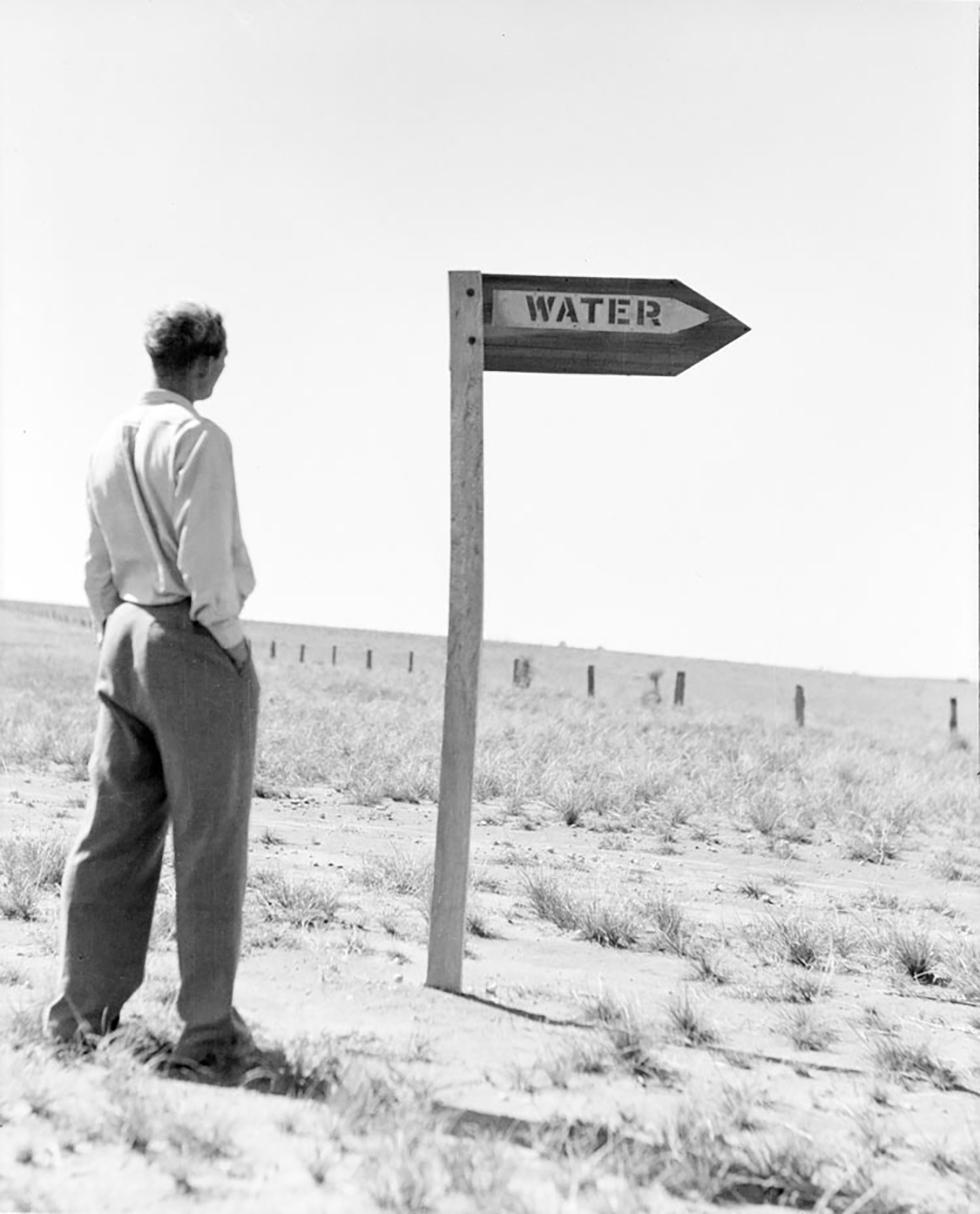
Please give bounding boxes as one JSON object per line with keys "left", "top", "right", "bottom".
{"left": 140, "top": 388, "right": 197, "bottom": 411}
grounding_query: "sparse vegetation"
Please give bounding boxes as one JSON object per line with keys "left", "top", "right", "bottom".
{"left": 2, "top": 606, "right": 978, "bottom": 1212}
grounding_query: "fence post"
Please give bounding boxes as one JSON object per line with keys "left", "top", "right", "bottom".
{"left": 795, "top": 685, "right": 805, "bottom": 728}
{"left": 270, "top": 640, "right": 276, "bottom": 659}
{"left": 331, "top": 645, "right": 337, "bottom": 666}
{"left": 299, "top": 644, "right": 305, "bottom": 663}
{"left": 674, "top": 671, "right": 686, "bottom": 707}
{"left": 512, "top": 658, "right": 519, "bottom": 686}
{"left": 587, "top": 665, "right": 595, "bottom": 698}
{"left": 949, "top": 697, "right": 958, "bottom": 734}
{"left": 409, "top": 651, "right": 414, "bottom": 673}
{"left": 366, "top": 649, "right": 373, "bottom": 670}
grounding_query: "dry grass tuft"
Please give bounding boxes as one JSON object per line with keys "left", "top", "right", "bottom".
{"left": 737, "top": 877, "right": 769, "bottom": 900}
{"left": 641, "top": 888, "right": 691, "bottom": 955}
{"left": 781, "top": 969, "right": 832, "bottom": 1003}
{"left": 249, "top": 868, "right": 342, "bottom": 930}
{"left": 687, "top": 946, "right": 728, "bottom": 985}
{"left": 465, "top": 906, "right": 497, "bottom": 939}
{"left": 666, "top": 988, "right": 719, "bottom": 1047}
{"left": 0, "top": 833, "right": 70, "bottom": 887}
{"left": 871, "top": 1037, "right": 961, "bottom": 1090}
{"left": 947, "top": 938, "right": 980, "bottom": 1001}
{"left": 750, "top": 912, "right": 821, "bottom": 968}
{"left": 522, "top": 869, "right": 582, "bottom": 931}
{"left": 0, "top": 832, "right": 71, "bottom": 921}
{"left": 887, "top": 923, "right": 945, "bottom": 985}
{"left": 359, "top": 850, "right": 433, "bottom": 897}
{"left": 579, "top": 992, "right": 679, "bottom": 1085}
{"left": 651, "top": 1099, "right": 882, "bottom": 1209}
{"left": 578, "top": 900, "right": 639, "bottom": 949}
{"left": 522, "top": 870, "right": 641, "bottom": 948}
{"left": 747, "top": 912, "right": 855, "bottom": 972}
{"left": 779, "top": 1006, "right": 838, "bottom": 1052}
{"left": 0, "top": 960, "right": 30, "bottom": 986}
{"left": 720, "top": 1081, "right": 770, "bottom": 1131}
{"left": 842, "top": 803, "right": 914, "bottom": 865}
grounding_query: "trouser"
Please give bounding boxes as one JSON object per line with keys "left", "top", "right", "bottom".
{"left": 46, "top": 601, "right": 259, "bottom": 1055}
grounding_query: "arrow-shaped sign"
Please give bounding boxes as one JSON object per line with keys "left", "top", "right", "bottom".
{"left": 482, "top": 274, "right": 749, "bottom": 376}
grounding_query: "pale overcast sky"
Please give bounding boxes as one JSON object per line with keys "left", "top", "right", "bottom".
{"left": 1, "top": 0, "right": 976, "bottom": 679}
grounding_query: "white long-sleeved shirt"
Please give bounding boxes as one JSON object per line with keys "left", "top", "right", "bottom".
{"left": 84, "top": 388, "right": 255, "bottom": 649}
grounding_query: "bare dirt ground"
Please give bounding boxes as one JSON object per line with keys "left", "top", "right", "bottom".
{"left": 2, "top": 758, "right": 979, "bottom": 1212}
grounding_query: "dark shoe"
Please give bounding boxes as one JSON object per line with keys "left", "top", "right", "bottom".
{"left": 44, "top": 1004, "right": 119, "bottom": 1051}
{"left": 165, "top": 1040, "right": 285, "bottom": 1087}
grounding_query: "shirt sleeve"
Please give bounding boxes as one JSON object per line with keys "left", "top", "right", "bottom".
{"left": 173, "top": 422, "right": 246, "bottom": 650}
{"left": 83, "top": 490, "right": 122, "bottom": 638}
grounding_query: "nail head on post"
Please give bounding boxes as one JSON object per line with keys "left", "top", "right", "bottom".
{"left": 466, "top": 288, "right": 475, "bottom": 297}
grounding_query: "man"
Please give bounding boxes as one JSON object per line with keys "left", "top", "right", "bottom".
{"left": 46, "top": 302, "right": 260, "bottom": 1074}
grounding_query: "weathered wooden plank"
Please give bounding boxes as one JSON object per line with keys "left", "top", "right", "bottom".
{"left": 482, "top": 273, "right": 749, "bottom": 376}
{"left": 426, "top": 270, "right": 484, "bottom": 993}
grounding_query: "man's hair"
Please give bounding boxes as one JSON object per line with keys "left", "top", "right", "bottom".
{"left": 144, "top": 303, "right": 226, "bottom": 374}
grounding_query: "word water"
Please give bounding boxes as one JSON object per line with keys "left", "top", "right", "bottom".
{"left": 492, "top": 290, "right": 709, "bottom": 335}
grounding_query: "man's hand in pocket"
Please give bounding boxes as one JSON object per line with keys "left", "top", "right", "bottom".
{"left": 227, "top": 639, "right": 250, "bottom": 673}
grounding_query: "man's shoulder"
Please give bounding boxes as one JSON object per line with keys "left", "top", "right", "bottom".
{"left": 89, "top": 401, "right": 233, "bottom": 466}
{"left": 137, "top": 401, "right": 230, "bottom": 446}
{"left": 173, "top": 412, "right": 232, "bottom": 456}
{"left": 88, "top": 403, "right": 222, "bottom": 468}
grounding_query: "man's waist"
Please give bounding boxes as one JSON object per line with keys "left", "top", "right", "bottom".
{"left": 119, "top": 592, "right": 191, "bottom": 612}
{"left": 117, "top": 597, "right": 193, "bottom": 624}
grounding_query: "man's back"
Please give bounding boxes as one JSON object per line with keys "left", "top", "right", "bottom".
{"left": 85, "top": 388, "right": 254, "bottom": 649}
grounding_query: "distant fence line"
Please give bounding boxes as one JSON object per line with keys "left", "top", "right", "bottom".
{"left": 258, "top": 642, "right": 969, "bottom": 738}
{"left": 258, "top": 638, "right": 820, "bottom": 730}
{"left": 1, "top": 604, "right": 966, "bottom": 738}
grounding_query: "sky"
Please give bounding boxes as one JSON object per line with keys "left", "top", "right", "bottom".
{"left": 0, "top": 0, "right": 976, "bottom": 680}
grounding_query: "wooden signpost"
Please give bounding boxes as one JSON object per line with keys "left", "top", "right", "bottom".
{"left": 426, "top": 271, "right": 749, "bottom": 993}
